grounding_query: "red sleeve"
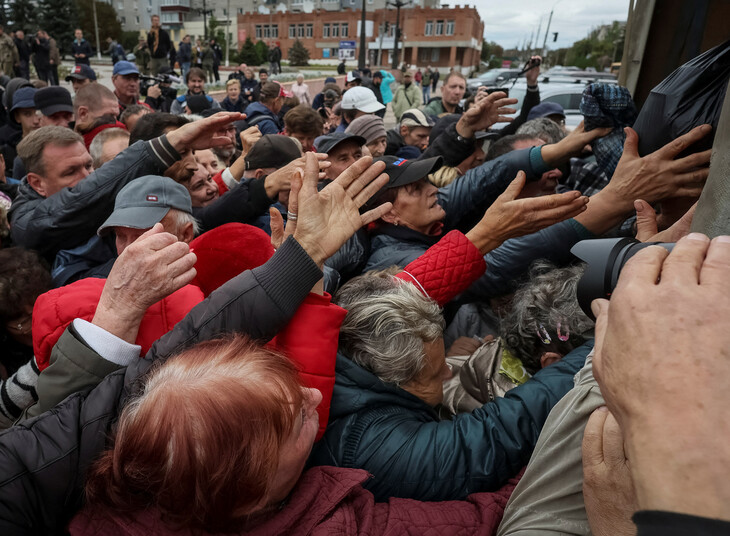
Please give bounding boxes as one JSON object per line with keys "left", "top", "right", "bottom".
{"left": 395, "top": 230, "right": 486, "bottom": 307}
{"left": 268, "top": 292, "right": 347, "bottom": 440}
{"left": 212, "top": 169, "right": 229, "bottom": 196}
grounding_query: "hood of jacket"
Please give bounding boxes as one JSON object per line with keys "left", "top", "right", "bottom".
{"left": 245, "top": 101, "right": 277, "bottom": 121}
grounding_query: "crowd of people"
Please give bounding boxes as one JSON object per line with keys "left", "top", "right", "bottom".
{"left": 0, "top": 15, "right": 728, "bottom": 536}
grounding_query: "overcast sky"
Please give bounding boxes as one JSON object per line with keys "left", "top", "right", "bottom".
{"left": 458, "top": 0, "right": 631, "bottom": 51}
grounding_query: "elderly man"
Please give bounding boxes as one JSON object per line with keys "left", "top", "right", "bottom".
{"left": 422, "top": 71, "right": 466, "bottom": 117}
{"left": 88, "top": 128, "right": 130, "bottom": 169}
{"left": 385, "top": 108, "right": 434, "bottom": 158}
{"left": 9, "top": 112, "right": 243, "bottom": 261}
{"left": 315, "top": 132, "right": 365, "bottom": 181}
{"left": 112, "top": 60, "right": 155, "bottom": 115}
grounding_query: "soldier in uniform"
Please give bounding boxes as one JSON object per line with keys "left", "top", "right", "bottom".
{"left": 0, "top": 25, "right": 19, "bottom": 78}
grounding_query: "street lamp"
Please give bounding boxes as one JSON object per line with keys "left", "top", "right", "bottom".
{"left": 386, "top": 0, "right": 410, "bottom": 70}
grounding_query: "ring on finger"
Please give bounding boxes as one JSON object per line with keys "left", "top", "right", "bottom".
{"left": 287, "top": 211, "right": 298, "bottom": 221}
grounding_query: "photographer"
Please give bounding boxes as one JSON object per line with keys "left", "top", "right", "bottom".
{"left": 142, "top": 66, "right": 179, "bottom": 113}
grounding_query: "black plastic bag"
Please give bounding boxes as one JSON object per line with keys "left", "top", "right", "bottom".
{"left": 633, "top": 39, "right": 730, "bottom": 156}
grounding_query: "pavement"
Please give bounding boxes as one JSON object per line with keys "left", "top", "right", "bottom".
{"left": 60, "top": 60, "right": 404, "bottom": 129}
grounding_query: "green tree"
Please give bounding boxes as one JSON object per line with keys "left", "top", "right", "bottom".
{"left": 8, "top": 0, "right": 36, "bottom": 33}
{"left": 254, "top": 39, "right": 268, "bottom": 66}
{"left": 38, "top": 0, "right": 79, "bottom": 58}
{"left": 238, "top": 37, "right": 260, "bottom": 65}
{"left": 287, "top": 39, "right": 309, "bottom": 66}
{"left": 77, "top": 0, "right": 122, "bottom": 45}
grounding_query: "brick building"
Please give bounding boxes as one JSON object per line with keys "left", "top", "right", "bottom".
{"left": 236, "top": 4, "right": 483, "bottom": 73}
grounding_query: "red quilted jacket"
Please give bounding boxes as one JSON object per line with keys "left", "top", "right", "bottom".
{"left": 31, "top": 224, "right": 342, "bottom": 439}
{"left": 69, "top": 466, "right": 520, "bottom": 535}
{"left": 397, "top": 230, "right": 486, "bottom": 306}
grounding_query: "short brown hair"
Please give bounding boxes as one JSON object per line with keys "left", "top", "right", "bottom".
{"left": 186, "top": 67, "right": 206, "bottom": 84}
{"left": 17, "top": 126, "right": 84, "bottom": 176}
{"left": 73, "top": 83, "right": 116, "bottom": 115}
{"left": 284, "top": 104, "right": 324, "bottom": 137}
{"left": 84, "top": 335, "right": 305, "bottom": 531}
{"left": 0, "top": 248, "right": 51, "bottom": 323}
{"left": 443, "top": 71, "right": 467, "bottom": 86}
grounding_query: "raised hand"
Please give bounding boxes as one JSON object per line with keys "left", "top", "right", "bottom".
{"left": 166, "top": 111, "right": 246, "bottom": 152}
{"left": 456, "top": 90, "right": 518, "bottom": 138}
{"left": 540, "top": 121, "right": 613, "bottom": 168}
{"left": 239, "top": 125, "right": 260, "bottom": 155}
{"left": 264, "top": 153, "right": 329, "bottom": 199}
{"left": 292, "top": 153, "right": 391, "bottom": 267}
{"left": 604, "top": 124, "right": 712, "bottom": 205}
{"left": 92, "top": 224, "right": 197, "bottom": 343}
{"left": 465, "top": 171, "right": 588, "bottom": 253}
{"left": 634, "top": 198, "right": 697, "bottom": 243}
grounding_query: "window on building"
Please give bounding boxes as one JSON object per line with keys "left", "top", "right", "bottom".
{"left": 121, "top": 16, "right": 126, "bottom": 24}
{"left": 306, "top": 23, "right": 313, "bottom": 37}
{"left": 341, "top": 23, "right": 348, "bottom": 37}
{"left": 368, "top": 0, "right": 373, "bottom": 4}
{"left": 255, "top": 25, "right": 262, "bottom": 39}
{"left": 323, "top": 24, "right": 330, "bottom": 38}
{"left": 420, "top": 49, "right": 430, "bottom": 62}
{"left": 332, "top": 24, "right": 339, "bottom": 37}
{"left": 222, "top": 8, "right": 227, "bottom": 15}
{"left": 289, "top": 24, "right": 296, "bottom": 38}
{"left": 118, "top": 2, "right": 123, "bottom": 10}
{"left": 331, "top": 47, "right": 339, "bottom": 56}
{"left": 425, "top": 21, "right": 433, "bottom": 36}
{"left": 435, "top": 20, "right": 444, "bottom": 35}
{"left": 238, "top": 8, "right": 243, "bottom": 14}
{"left": 135, "top": 15, "right": 140, "bottom": 24}
{"left": 431, "top": 48, "right": 440, "bottom": 61}
{"left": 446, "top": 20, "right": 454, "bottom": 35}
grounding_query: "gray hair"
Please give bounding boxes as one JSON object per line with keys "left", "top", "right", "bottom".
{"left": 166, "top": 208, "right": 201, "bottom": 236}
{"left": 500, "top": 261, "right": 593, "bottom": 374}
{"left": 89, "top": 127, "right": 130, "bottom": 169}
{"left": 334, "top": 269, "right": 444, "bottom": 386}
{"left": 516, "top": 117, "right": 566, "bottom": 145}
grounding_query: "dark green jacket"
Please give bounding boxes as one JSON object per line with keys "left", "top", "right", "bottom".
{"left": 309, "top": 341, "right": 593, "bottom": 502}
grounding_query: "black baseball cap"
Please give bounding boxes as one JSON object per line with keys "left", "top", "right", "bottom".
{"left": 314, "top": 132, "right": 366, "bottom": 155}
{"left": 245, "top": 134, "right": 302, "bottom": 170}
{"left": 65, "top": 64, "right": 97, "bottom": 82}
{"left": 364, "top": 155, "right": 443, "bottom": 210}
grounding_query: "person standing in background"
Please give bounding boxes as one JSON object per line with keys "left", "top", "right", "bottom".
{"left": 178, "top": 35, "right": 192, "bottom": 81}
{"left": 0, "top": 26, "right": 18, "bottom": 78}
{"left": 71, "top": 29, "right": 93, "bottom": 66}
{"left": 147, "top": 14, "right": 171, "bottom": 75}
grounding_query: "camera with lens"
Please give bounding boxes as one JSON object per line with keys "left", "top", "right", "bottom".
{"left": 571, "top": 238, "right": 675, "bottom": 320}
{"left": 140, "top": 73, "right": 180, "bottom": 100}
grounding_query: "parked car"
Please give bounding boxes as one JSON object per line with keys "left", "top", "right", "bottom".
{"left": 466, "top": 68, "right": 522, "bottom": 92}
{"left": 495, "top": 79, "right": 615, "bottom": 131}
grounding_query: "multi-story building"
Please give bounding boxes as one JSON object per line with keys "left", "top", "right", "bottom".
{"left": 236, "top": 5, "right": 483, "bottom": 72}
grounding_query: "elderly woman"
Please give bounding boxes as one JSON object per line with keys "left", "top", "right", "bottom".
{"left": 290, "top": 73, "right": 311, "bottom": 106}
{"left": 68, "top": 334, "right": 523, "bottom": 535}
{"left": 308, "top": 265, "right": 594, "bottom": 502}
{"left": 442, "top": 262, "right": 593, "bottom": 415}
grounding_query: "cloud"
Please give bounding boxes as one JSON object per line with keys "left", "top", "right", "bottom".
{"left": 460, "top": 0, "right": 630, "bottom": 50}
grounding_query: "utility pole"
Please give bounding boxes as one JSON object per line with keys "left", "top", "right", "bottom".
{"left": 358, "top": 0, "right": 367, "bottom": 70}
{"left": 92, "top": 0, "right": 101, "bottom": 60}
{"left": 534, "top": 16, "right": 542, "bottom": 56}
{"left": 225, "top": 0, "right": 230, "bottom": 66}
{"left": 387, "top": 0, "right": 409, "bottom": 70}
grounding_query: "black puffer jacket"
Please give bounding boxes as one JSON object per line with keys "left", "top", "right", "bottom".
{"left": 0, "top": 237, "right": 323, "bottom": 534}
